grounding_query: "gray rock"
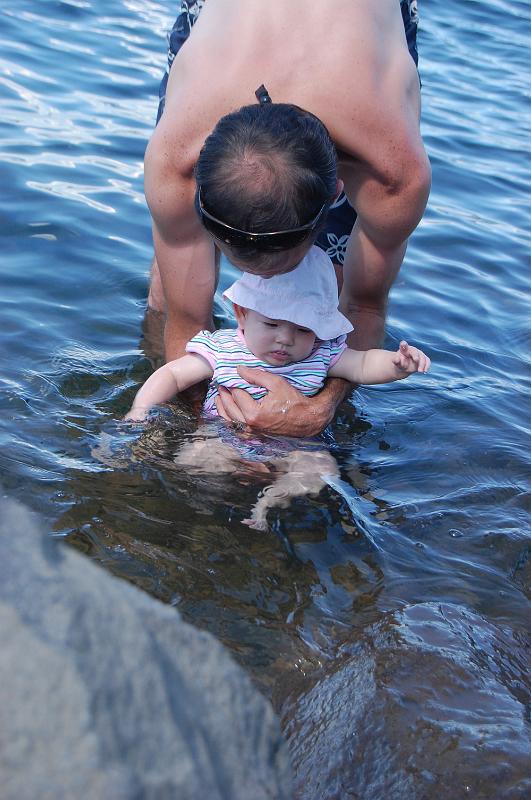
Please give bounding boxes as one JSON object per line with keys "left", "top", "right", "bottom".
{"left": 0, "top": 500, "right": 292, "bottom": 800}
{"left": 282, "top": 603, "right": 530, "bottom": 800}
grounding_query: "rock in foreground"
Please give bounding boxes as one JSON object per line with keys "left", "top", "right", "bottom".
{"left": 283, "top": 602, "right": 530, "bottom": 800}
{"left": 0, "top": 500, "right": 292, "bottom": 800}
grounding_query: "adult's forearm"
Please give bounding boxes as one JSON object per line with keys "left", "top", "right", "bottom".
{"left": 341, "top": 222, "right": 408, "bottom": 350}
{"left": 273, "top": 377, "right": 351, "bottom": 436}
{"left": 314, "top": 378, "right": 351, "bottom": 429}
{"left": 163, "top": 315, "right": 201, "bottom": 362}
{"left": 149, "top": 213, "right": 217, "bottom": 362}
{"left": 344, "top": 305, "right": 387, "bottom": 350}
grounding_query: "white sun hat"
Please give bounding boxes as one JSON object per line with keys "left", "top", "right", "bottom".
{"left": 223, "top": 246, "right": 353, "bottom": 340}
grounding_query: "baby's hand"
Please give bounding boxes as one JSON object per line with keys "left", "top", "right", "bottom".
{"left": 392, "top": 341, "right": 431, "bottom": 374}
{"left": 124, "top": 407, "right": 149, "bottom": 423}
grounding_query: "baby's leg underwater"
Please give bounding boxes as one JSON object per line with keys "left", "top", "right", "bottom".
{"left": 245, "top": 450, "right": 340, "bottom": 531}
{"left": 175, "top": 437, "right": 272, "bottom": 481}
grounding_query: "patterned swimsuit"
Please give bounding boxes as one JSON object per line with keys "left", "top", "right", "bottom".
{"left": 185, "top": 328, "right": 347, "bottom": 417}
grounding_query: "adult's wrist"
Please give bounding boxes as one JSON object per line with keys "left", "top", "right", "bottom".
{"left": 308, "top": 378, "right": 351, "bottom": 433}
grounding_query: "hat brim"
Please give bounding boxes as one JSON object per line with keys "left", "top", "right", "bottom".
{"left": 223, "top": 284, "right": 353, "bottom": 341}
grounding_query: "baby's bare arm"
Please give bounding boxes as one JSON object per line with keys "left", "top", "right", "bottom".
{"left": 329, "top": 341, "right": 430, "bottom": 385}
{"left": 126, "top": 354, "right": 212, "bottom": 421}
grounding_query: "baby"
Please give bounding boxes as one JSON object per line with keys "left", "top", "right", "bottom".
{"left": 126, "top": 247, "right": 430, "bottom": 528}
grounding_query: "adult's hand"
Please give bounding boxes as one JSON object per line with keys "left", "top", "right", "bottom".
{"left": 214, "top": 367, "right": 350, "bottom": 437}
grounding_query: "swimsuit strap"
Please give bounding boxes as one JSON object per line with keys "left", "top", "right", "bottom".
{"left": 255, "top": 84, "right": 272, "bottom": 105}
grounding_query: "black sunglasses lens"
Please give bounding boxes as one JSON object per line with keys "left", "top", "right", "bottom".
{"left": 259, "top": 230, "right": 312, "bottom": 250}
{"left": 201, "top": 216, "right": 248, "bottom": 247}
{"left": 196, "top": 189, "right": 327, "bottom": 252}
{"left": 202, "top": 216, "right": 312, "bottom": 251}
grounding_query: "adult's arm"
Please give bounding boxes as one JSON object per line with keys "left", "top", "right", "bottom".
{"left": 340, "top": 156, "right": 430, "bottom": 351}
{"left": 215, "top": 367, "right": 351, "bottom": 437}
{"left": 144, "top": 129, "right": 217, "bottom": 362}
{"left": 336, "top": 54, "right": 432, "bottom": 350}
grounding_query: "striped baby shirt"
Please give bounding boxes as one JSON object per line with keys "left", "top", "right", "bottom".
{"left": 186, "top": 328, "right": 347, "bottom": 416}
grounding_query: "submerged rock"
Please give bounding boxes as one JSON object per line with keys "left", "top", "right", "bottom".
{"left": 0, "top": 500, "right": 292, "bottom": 800}
{"left": 282, "top": 602, "right": 530, "bottom": 800}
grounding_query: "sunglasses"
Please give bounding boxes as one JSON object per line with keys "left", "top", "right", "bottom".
{"left": 195, "top": 186, "right": 328, "bottom": 252}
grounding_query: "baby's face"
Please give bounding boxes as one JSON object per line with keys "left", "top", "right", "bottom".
{"left": 241, "top": 310, "right": 316, "bottom": 366}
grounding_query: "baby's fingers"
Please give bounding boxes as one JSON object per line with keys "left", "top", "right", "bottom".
{"left": 417, "top": 351, "right": 431, "bottom": 373}
{"left": 392, "top": 352, "right": 408, "bottom": 370}
{"left": 392, "top": 341, "right": 411, "bottom": 370}
{"left": 409, "top": 347, "right": 431, "bottom": 373}
{"left": 395, "top": 341, "right": 431, "bottom": 373}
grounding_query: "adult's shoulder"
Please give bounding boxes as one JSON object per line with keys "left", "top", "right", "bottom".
{"left": 143, "top": 116, "right": 200, "bottom": 237}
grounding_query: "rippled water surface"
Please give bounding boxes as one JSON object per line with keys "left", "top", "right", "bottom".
{"left": 1, "top": 1, "right": 530, "bottom": 796}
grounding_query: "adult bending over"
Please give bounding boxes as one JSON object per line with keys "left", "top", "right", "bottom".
{"left": 144, "top": 0, "right": 431, "bottom": 435}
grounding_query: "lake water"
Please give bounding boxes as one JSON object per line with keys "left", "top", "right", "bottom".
{"left": 1, "top": 1, "right": 529, "bottom": 796}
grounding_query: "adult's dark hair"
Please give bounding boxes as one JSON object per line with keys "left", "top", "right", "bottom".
{"left": 195, "top": 102, "right": 337, "bottom": 260}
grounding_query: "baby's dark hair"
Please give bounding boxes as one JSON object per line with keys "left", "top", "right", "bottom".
{"left": 195, "top": 103, "right": 337, "bottom": 261}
